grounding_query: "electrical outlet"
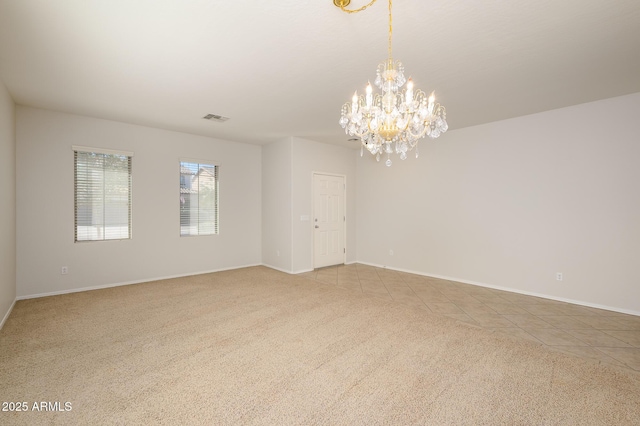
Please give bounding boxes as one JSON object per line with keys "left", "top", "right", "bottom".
{"left": 61, "top": 266, "right": 68, "bottom": 275}
{"left": 556, "top": 272, "right": 563, "bottom": 281}
{"left": 276, "top": 250, "right": 280, "bottom": 257}
{"left": 389, "top": 249, "right": 394, "bottom": 256}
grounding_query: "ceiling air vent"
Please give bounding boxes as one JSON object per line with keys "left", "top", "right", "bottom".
{"left": 202, "top": 114, "right": 229, "bottom": 122}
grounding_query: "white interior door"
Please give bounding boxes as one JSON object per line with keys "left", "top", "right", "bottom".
{"left": 313, "top": 173, "right": 345, "bottom": 268}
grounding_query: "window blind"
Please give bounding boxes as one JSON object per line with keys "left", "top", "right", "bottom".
{"left": 180, "top": 161, "right": 219, "bottom": 236}
{"left": 74, "top": 149, "right": 132, "bottom": 242}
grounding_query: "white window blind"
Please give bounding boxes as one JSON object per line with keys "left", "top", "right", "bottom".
{"left": 74, "top": 149, "right": 132, "bottom": 242}
{"left": 180, "top": 161, "right": 219, "bottom": 236}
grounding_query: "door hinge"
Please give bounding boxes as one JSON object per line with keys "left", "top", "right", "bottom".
{"left": 344, "top": 248, "right": 346, "bottom": 253}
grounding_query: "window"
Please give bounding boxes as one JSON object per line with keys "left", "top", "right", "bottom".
{"left": 74, "top": 147, "right": 133, "bottom": 242}
{"left": 180, "top": 160, "right": 219, "bottom": 236}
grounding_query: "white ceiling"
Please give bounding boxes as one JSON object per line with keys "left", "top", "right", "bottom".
{"left": 1, "top": 0, "right": 639, "bottom": 147}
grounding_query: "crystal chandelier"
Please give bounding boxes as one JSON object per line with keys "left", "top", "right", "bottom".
{"left": 336, "top": 0, "right": 448, "bottom": 166}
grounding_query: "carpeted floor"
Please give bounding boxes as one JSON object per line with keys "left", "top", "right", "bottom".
{"left": 302, "top": 264, "right": 640, "bottom": 372}
{"left": 1, "top": 266, "right": 639, "bottom": 425}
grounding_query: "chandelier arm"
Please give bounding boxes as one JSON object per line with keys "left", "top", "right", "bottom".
{"left": 413, "top": 89, "right": 427, "bottom": 104}
{"left": 336, "top": 0, "right": 378, "bottom": 14}
{"left": 398, "top": 115, "right": 411, "bottom": 132}
{"left": 406, "top": 125, "right": 429, "bottom": 140}
{"left": 353, "top": 126, "right": 368, "bottom": 138}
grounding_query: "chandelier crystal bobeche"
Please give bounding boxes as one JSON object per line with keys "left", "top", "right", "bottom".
{"left": 336, "top": 0, "right": 448, "bottom": 166}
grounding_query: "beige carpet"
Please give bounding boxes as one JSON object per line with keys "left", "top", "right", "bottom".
{"left": 1, "top": 266, "right": 639, "bottom": 425}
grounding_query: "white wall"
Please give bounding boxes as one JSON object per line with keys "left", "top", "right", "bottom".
{"left": 261, "top": 137, "right": 358, "bottom": 273}
{"left": 16, "top": 107, "right": 262, "bottom": 298}
{"left": 261, "top": 138, "right": 292, "bottom": 272}
{"left": 357, "top": 93, "right": 640, "bottom": 315}
{"left": 291, "top": 137, "right": 357, "bottom": 273}
{"left": 9, "top": 93, "right": 640, "bottom": 314}
{"left": 0, "top": 76, "right": 16, "bottom": 327}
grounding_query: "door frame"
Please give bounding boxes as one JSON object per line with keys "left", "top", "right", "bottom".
{"left": 312, "top": 172, "right": 346, "bottom": 269}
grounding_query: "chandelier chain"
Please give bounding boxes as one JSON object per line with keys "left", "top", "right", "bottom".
{"left": 337, "top": 0, "right": 378, "bottom": 14}
{"left": 388, "top": 0, "right": 393, "bottom": 59}
{"left": 337, "top": 0, "right": 393, "bottom": 59}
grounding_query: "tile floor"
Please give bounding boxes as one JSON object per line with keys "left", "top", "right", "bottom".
{"left": 299, "top": 264, "right": 640, "bottom": 372}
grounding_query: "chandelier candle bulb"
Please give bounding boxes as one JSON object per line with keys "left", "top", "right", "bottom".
{"left": 336, "top": 0, "right": 448, "bottom": 166}
{"left": 428, "top": 93, "right": 435, "bottom": 115}
{"left": 406, "top": 79, "right": 413, "bottom": 105}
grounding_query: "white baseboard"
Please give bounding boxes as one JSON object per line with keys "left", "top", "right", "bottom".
{"left": 260, "top": 263, "right": 314, "bottom": 275}
{"left": 261, "top": 264, "right": 296, "bottom": 274}
{"left": 15, "top": 260, "right": 639, "bottom": 318}
{"left": 292, "top": 268, "right": 314, "bottom": 274}
{"left": 17, "top": 263, "right": 263, "bottom": 301}
{"left": 356, "top": 261, "right": 640, "bottom": 317}
{"left": 0, "top": 298, "right": 17, "bottom": 331}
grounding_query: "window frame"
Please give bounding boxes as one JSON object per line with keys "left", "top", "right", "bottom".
{"left": 179, "top": 158, "right": 219, "bottom": 237}
{"left": 73, "top": 146, "right": 134, "bottom": 243}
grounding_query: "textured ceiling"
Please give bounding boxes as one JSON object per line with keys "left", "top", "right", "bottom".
{"left": 1, "top": 0, "right": 639, "bottom": 146}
